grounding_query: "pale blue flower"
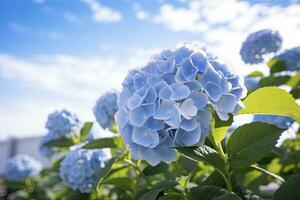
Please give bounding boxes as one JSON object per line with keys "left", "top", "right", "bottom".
{"left": 253, "top": 115, "right": 294, "bottom": 129}
{"left": 46, "top": 109, "right": 81, "bottom": 137}
{"left": 40, "top": 109, "right": 81, "bottom": 158}
{"left": 59, "top": 149, "right": 111, "bottom": 193}
{"left": 115, "top": 42, "right": 247, "bottom": 166}
{"left": 275, "top": 46, "right": 300, "bottom": 71}
{"left": 93, "top": 92, "right": 118, "bottom": 129}
{"left": 4, "top": 154, "right": 42, "bottom": 182}
{"left": 244, "top": 77, "right": 260, "bottom": 91}
{"left": 240, "top": 29, "right": 282, "bottom": 64}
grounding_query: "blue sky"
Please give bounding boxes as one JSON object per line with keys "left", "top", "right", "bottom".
{"left": 0, "top": 0, "right": 300, "bottom": 140}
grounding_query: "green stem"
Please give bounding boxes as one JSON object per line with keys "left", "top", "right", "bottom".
{"left": 214, "top": 142, "right": 233, "bottom": 192}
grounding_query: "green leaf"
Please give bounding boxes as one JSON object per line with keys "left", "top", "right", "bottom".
{"left": 44, "top": 138, "right": 76, "bottom": 147}
{"left": 80, "top": 122, "right": 93, "bottom": 140}
{"left": 103, "top": 177, "right": 133, "bottom": 190}
{"left": 151, "top": 180, "right": 178, "bottom": 190}
{"left": 247, "top": 71, "right": 264, "bottom": 77}
{"left": 82, "top": 137, "right": 122, "bottom": 149}
{"left": 290, "top": 87, "right": 300, "bottom": 99}
{"left": 259, "top": 75, "right": 291, "bottom": 87}
{"left": 250, "top": 165, "right": 284, "bottom": 182}
{"left": 143, "top": 162, "right": 169, "bottom": 176}
{"left": 176, "top": 145, "right": 226, "bottom": 175}
{"left": 285, "top": 72, "right": 300, "bottom": 88}
{"left": 226, "top": 122, "right": 285, "bottom": 168}
{"left": 51, "top": 156, "right": 64, "bottom": 172}
{"left": 95, "top": 157, "right": 116, "bottom": 191}
{"left": 267, "top": 58, "right": 286, "bottom": 74}
{"left": 239, "top": 87, "right": 300, "bottom": 123}
{"left": 209, "top": 126, "right": 230, "bottom": 146}
{"left": 188, "top": 186, "right": 241, "bottom": 200}
{"left": 138, "top": 189, "right": 164, "bottom": 200}
{"left": 274, "top": 173, "right": 300, "bottom": 200}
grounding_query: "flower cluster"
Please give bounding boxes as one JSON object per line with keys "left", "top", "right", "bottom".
{"left": 93, "top": 92, "right": 118, "bottom": 129}
{"left": 275, "top": 46, "right": 300, "bottom": 72}
{"left": 46, "top": 109, "right": 81, "bottom": 137}
{"left": 39, "top": 109, "right": 81, "bottom": 158}
{"left": 4, "top": 154, "right": 42, "bottom": 182}
{"left": 59, "top": 149, "right": 111, "bottom": 193}
{"left": 115, "top": 42, "right": 247, "bottom": 165}
{"left": 253, "top": 115, "right": 294, "bottom": 129}
{"left": 240, "top": 29, "right": 282, "bottom": 64}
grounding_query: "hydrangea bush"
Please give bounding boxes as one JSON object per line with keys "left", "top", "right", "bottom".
{"left": 240, "top": 29, "right": 282, "bottom": 64}
{"left": 94, "top": 92, "right": 118, "bottom": 129}
{"left": 115, "top": 42, "right": 247, "bottom": 165}
{"left": 59, "top": 149, "right": 111, "bottom": 193}
{"left": 4, "top": 39, "right": 300, "bottom": 200}
{"left": 4, "top": 154, "right": 42, "bottom": 182}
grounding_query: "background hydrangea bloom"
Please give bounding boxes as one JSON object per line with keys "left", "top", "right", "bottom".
{"left": 253, "top": 115, "right": 294, "bottom": 129}
{"left": 39, "top": 109, "right": 81, "bottom": 158}
{"left": 59, "top": 149, "right": 111, "bottom": 193}
{"left": 244, "top": 77, "right": 260, "bottom": 91}
{"left": 275, "top": 46, "right": 300, "bottom": 71}
{"left": 240, "top": 29, "right": 282, "bottom": 64}
{"left": 93, "top": 91, "right": 118, "bottom": 129}
{"left": 4, "top": 154, "right": 42, "bottom": 182}
{"left": 46, "top": 109, "right": 81, "bottom": 137}
{"left": 115, "top": 42, "right": 247, "bottom": 166}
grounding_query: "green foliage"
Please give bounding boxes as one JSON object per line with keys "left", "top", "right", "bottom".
{"left": 240, "top": 87, "right": 300, "bottom": 123}
{"left": 188, "top": 186, "right": 241, "bottom": 200}
{"left": 273, "top": 173, "right": 300, "bottom": 200}
{"left": 227, "top": 122, "right": 285, "bottom": 168}
{"left": 82, "top": 137, "right": 122, "bottom": 149}
{"left": 80, "top": 122, "right": 93, "bottom": 141}
{"left": 177, "top": 145, "right": 226, "bottom": 176}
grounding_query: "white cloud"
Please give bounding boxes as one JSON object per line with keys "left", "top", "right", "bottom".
{"left": 0, "top": 50, "right": 156, "bottom": 139}
{"left": 154, "top": 0, "right": 300, "bottom": 74}
{"left": 81, "top": 0, "right": 122, "bottom": 23}
{"left": 132, "top": 3, "right": 148, "bottom": 20}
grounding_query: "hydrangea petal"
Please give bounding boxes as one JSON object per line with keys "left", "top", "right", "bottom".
{"left": 180, "top": 57, "right": 198, "bottom": 81}
{"left": 132, "top": 127, "right": 159, "bottom": 148}
{"left": 127, "top": 94, "right": 143, "bottom": 110}
{"left": 190, "top": 50, "right": 207, "bottom": 74}
{"left": 203, "top": 82, "right": 222, "bottom": 102}
{"left": 215, "top": 94, "right": 237, "bottom": 113}
{"left": 170, "top": 83, "right": 190, "bottom": 100}
{"left": 180, "top": 98, "right": 198, "bottom": 119}
{"left": 129, "top": 107, "right": 148, "bottom": 127}
{"left": 180, "top": 118, "right": 198, "bottom": 131}
{"left": 153, "top": 100, "right": 177, "bottom": 120}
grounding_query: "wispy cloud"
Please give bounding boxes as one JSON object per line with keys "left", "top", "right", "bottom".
{"left": 33, "top": 0, "right": 46, "bottom": 4}
{"left": 7, "top": 23, "right": 29, "bottom": 33}
{"left": 154, "top": 0, "right": 300, "bottom": 74}
{"left": 0, "top": 49, "right": 156, "bottom": 138}
{"left": 132, "top": 3, "right": 148, "bottom": 20}
{"left": 64, "top": 12, "right": 80, "bottom": 24}
{"left": 81, "top": 0, "right": 122, "bottom": 23}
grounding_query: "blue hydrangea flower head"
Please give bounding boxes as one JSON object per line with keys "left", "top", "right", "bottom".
{"left": 275, "top": 46, "right": 300, "bottom": 71}
{"left": 39, "top": 131, "right": 60, "bottom": 158}
{"left": 4, "top": 154, "right": 42, "bottom": 182}
{"left": 240, "top": 29, "right": 282, "bottom": 64}
{"left": 244, "top": 77, "right": 260, "bottom": 91}
{"left": 93, "top": 91, "right": 118, "bottom": 129}
{"left": 46, "top": 109, "right": 81, "bottom": 137}
{"left": 253, "top": 115, "right": 294, "bottom": 129}
{"left": 59, "top": 149, "right": 111, "bottom": 193}
{"left": 115, "top": 42, "right": 247, "bottom": 166}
